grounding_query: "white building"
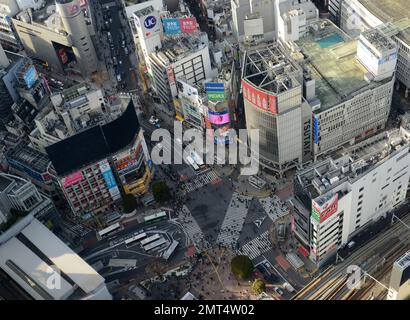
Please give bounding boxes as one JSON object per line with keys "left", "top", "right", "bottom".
{"left": 329, "top": 0, "right": 410, "bottom": 95}
{"left": 291, "top": 128, "right": 410, "bottom": 266}
{"left": 232, "top": 0, "right": 318, "bottom": 43}
{"left": 0, "top": 214, "right": 112, "bottom": 300}
{"left": 148, "top": 34, "right": 214, "bottom": 103}
{"left": 287, "top": 20, "right": 397, "bottom": 159}
{"left": 242, "top": 43, "right": 312, "bottom": 176}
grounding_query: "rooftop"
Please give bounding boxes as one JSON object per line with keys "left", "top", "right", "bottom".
{"left": 358, "top": 0, "right": 410, "bottom": 23}
{"left": 6, "top": 141, "right": 51, "bottom": 173}
{"left": 150, "top": 33, "right": 208, "bottom": 66}
{"left": 295, "top": 127, "right": 410, "bottom": 199}
{"left": 295, "top": 20, "right": 390, "bottom": 111}
{"left": 242, "top": 42, "right": 302, "bottom": 94}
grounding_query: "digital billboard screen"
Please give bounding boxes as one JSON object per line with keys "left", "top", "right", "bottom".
{"left": 24, "top": 66, "right": 38, "bottom": 89}
{"left": 63, "top": 171, "right": 84, "bottom": 188}
{"left": 180, "top": 17, "right": 197, "bottom": 33}
{"left": 242, "top": 80, "right": 277, "bottom": 114}
{"left": 208, "top": 111, "right": 230, "bottom": 125}
{"left": 163, "top": 18, "right": 181, "bottom": 35}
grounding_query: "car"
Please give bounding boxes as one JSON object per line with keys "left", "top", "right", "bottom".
{"left": 175, "top": 138, "right": 182, "bottom": 145}
{"left": 124, "top": 47, "right": 128, "bottom": 55}
{"left": 116, "top": 74, "right": 121, "bottom": 82}
{"left": 119, "top": 60, "right": 122, "bottom": 65}
{"left": 274, "top": 287, "right": 284, "bottom": 296}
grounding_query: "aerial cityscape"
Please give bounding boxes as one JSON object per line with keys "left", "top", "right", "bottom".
{"left": 1, "top": 0, "right": 410, "bottom": 304}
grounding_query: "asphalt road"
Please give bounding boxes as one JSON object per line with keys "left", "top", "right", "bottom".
{"left": 90, "top": 0, "right": 138, "bottom": 91}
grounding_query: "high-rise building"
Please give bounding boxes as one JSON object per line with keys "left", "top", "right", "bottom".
{"left": 0, "top": 0, "right": 23, "bottom": 51}
{"left": 287, "top": 20, "right": 397, "bottom": 159}
{"left": 12, "top": 0, "right": 98, "bottom": 77}
{"left": 291, "top": 128, "right": 410, "bottom": 266}
{"left": 241, "top": 42, "right": 311, "bottom": 175}
{"left": 45, "top": 100, "right": 152, "bottom": 216}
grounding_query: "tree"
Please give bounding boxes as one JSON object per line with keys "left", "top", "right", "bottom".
{"left": 230, "top": 255, "right": 253, "bottom": 280}
{"left": 122, "top": 194, "right": 138, "bottom": 213}
{"left": 152, "top": 181, "right": 171, "bottom": 203}
{"left": 251, "top": 279, "right": 265, "bottom": 295}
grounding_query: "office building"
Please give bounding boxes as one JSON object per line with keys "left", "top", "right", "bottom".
{"left": 148, "top": 33, "right": 214, "bottom": 103}
{"left": 241, "top": 42, "right": 311, "bottom": 175}
{"left": 0, "top": 172, "right": 56, "bottom": 226}
{"left": 388, "top": 250, "right": 410, "bottom": 300}
{"left": 45, "top": 99, "right": 152, "bottom": 216}
{"left": 0, "top": 188, "right": 111, "bottom": 299}
{"left": 291, "top": 128, "right": 410, "bottom": 266}
{"left": 329, "top": 0, "right": 410, "bottom": 95}
{"left": 289, "top": 20, "right": 397, "bottom": 159}
{"left": 0, "top": 0, "right": 23, "bottom": 51}
{"left": 12, "top": 0, "right": 98, "bottom": 77}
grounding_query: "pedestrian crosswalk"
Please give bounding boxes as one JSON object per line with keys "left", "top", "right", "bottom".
{"left": 217, "top": 193, "right": 252, "bottom": 249}
{"left": 176, "top": 205, "right": 211, "bottom": 253}
{"left": 238, "top": 231, "right": 272, "bottom": 260}
{"left": 259, "top": 195, "right": 289, "bottom": 222}
{"left": 182, "top": 170, "right": 220, "bottom": 194}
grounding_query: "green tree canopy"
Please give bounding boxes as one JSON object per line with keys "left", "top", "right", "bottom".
{"left": 251, "top": 279, "right": 265, "bottom": 295}
{"left": 152, "top": 181, "right": 171, "bottom": 203}
{"left": 230, "top": 255, "right": 253, "bottom": 280}
{"left": 122, "top": 194, "right": 138, "bottom": 213}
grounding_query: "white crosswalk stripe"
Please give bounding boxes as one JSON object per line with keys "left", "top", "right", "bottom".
{"left": 259, "top": 195, "right": 290, "bottom": 222}
{"left": 238, "top": 231, "right": 272, "bottom": 260}
{"left": 176, "top": 205, "right": 211, "bottom": 252}
{"left": 217, "top": 193, "right": 252, "bottom": 249}
{"left": 182, "top": 170, "right": 219, "bottom": 194}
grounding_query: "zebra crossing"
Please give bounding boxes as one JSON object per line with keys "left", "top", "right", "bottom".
{"left": 176, "top": 205, "right": 211, "bottom": 253}
{"left": 182, "top": 170, "right": 220, "bottom": 194}
{"left": 259, "top": 195, "right": 290, "bottom": 222}
{"left": 238, "top": 231, "right": 272, "bottom": 260}
{"left": 216, "top": 193, "right": 252, "bottom": 248}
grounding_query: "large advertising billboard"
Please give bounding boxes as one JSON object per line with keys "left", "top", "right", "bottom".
{"left": 313, "top": 115, "right": 319, "bottom": 145}
{"left": 162, "top": 17, "right": 197, "bottom": 35}
{"left": 311, "top": 194, "right": 338, "bottom": 223}
{"left": 179, "top": 17, "right": 197, "bottom": 33}
{"left": 113, "top": 142, "right": 144, "bottom": 175}
{"left": 242, "top": 80, "right": 277, "bottom": 114}
{"left": 205, "top": 82, "right": 225, "bottom": 102}
{"left": 99, "top": 160, "right": 121, "bottom": 200}
{"left": 63, "top": 171, "right": 84, "bottom": 188}
{"left": 208, "top": 111, "right": 230, "bottom": 125}
{"left": 24, "top": 66, "right": 38, "bottom": 89}
{"left": 163, "top": 18, "right": 181, "bottom": 35}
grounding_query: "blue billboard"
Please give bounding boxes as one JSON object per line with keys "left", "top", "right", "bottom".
{"left": 313, "top": 116, "right": 319, "bottom": 145}
{"left": 102, "top": 169, "right": 117, "bottom": 189}
{"left": 24, "top": 66, "right": 38, "bottom": 89}
{"left": 163, "top": 18, "right": 181, "bottom": 35}
{"left": 205, "top": 82, "right": 225, "bottom": 92}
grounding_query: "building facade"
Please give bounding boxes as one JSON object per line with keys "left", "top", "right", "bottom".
{"left": 291, "top": 128, "right": 410, "bottom": 266}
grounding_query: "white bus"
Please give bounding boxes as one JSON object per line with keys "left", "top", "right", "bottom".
{"left": 163, "top": 240, "right": 179, "bottom": 260}
{"left": 124, "top": 232, "right": 147, "bottom": 246}
{"left": 97, "top": 222, "right": 121, "bottom": 239}
{"left": 140, "top": 234, "right": 161, "bottom": 246}
{"left": 186, "top": 155, "right": 199, "bottom": 171}
{"left": 143, "top": 238, "right": 167, "bottom": 252}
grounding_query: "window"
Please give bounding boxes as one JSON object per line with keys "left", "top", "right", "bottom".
{"left": 359, "top": 187, "right": 364, "bottom": 192}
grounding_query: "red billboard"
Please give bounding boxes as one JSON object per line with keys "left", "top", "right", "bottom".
{"left": 58, "top": 48, "right": 68, "bottom": 65}
{"left": 242, "top": 80, "right": 277, "bottom": 114}
{"left": 312, "top": 194, "right": 339, "bottom": 223}
{"left": 180, "top": 17, "right": 197, "bottom": 33}
{"left": 63, "top": 171, "right": 84, "bottom": 188}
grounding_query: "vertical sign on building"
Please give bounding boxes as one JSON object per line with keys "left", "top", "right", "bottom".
{"left": 99, "top": 160, "right": 121, "bottom": 200}
{"left": 313, "top": 115, "right": 319, "bottom": 145}
{"left": 167, "top": 66, "right": 178, "bottom": 97}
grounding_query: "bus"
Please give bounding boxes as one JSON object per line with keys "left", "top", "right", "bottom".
{"left": 143, "top": 238, "right": 167, "bottom": 252}
{"left": 162, "top": 240, "right": 179, "bottom": 260}
{"left": 140, "top": 234, "right": 161, "bottom": 246}
{"left": 186, "top": 155, "right": 199, "bottom": 171}
{"left": 124, "top": 232, "right": 147, "bottom": 246}
{"left": 97, "top": 222, "right": 121, "bottom": 239}
{"left": 144, "top": 211, "right": 168, "bottom": 225}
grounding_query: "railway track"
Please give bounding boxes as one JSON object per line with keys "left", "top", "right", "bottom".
{"left": 293, "top": 212, "right": 410, "bottom": 300}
